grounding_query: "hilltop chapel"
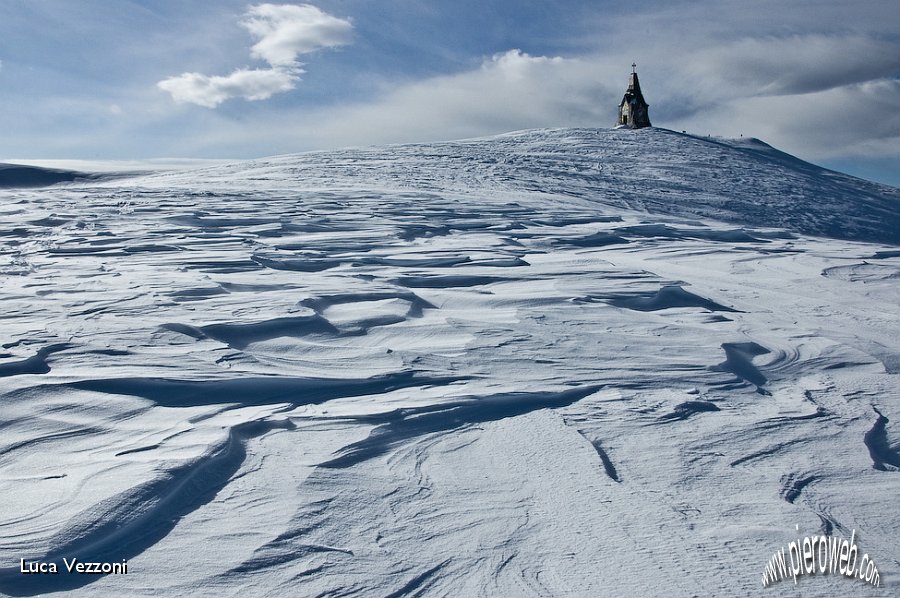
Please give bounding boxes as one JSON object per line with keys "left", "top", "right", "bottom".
{"left": 616, "top": 64, "right": 651, "bottom": 129}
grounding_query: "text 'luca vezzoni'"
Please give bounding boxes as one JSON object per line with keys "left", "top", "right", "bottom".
{"left": 20, "top": 558, "right": 128, "bottom": 575}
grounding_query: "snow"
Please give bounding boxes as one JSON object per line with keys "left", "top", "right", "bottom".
{"left": 0, "top": 127, "right": 898, "bottom": 595}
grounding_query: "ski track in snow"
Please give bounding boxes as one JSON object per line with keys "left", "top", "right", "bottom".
{"left": 0, "top": 128, "right": 898, "bottom": 595}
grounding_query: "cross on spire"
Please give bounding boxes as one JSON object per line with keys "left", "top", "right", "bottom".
{"left": 631, "top": 62, "right": 637, "bottom": 73}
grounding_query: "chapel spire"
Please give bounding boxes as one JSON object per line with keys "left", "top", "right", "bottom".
{"left": 617, "top": 64, "right": 651, "bottom": 129}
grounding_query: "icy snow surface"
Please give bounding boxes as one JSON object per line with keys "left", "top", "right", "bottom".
{"left": 0, "top": 127, "right": 899, "bottom": 596}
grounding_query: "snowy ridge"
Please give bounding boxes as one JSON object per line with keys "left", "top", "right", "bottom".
{"left": 0, "top": 127, "right": 898, "bottom": 596}
{"left": 139, "top": 127, "right": 900, "bottom": 244}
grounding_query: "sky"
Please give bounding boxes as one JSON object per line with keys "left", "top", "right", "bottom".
{"left": 1, "top": 0, "right": 899, "bottom": 186}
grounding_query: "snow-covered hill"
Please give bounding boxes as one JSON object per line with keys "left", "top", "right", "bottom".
{"left": 0, "top": 128, "right": 898, "bottom": 596}
{"left": 142, "top": 127, "right": 900, "bottom": 244}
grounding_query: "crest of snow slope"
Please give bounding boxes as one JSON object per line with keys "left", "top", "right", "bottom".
{"left": 141, "top": 127, "right": 900, "bottom": 245}
{"left": 0, "top": 127, "right": 898, "bottom": 596}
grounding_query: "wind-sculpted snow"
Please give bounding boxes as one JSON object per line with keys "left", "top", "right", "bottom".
{"left": 0, "top": 128, "right": 898, "bottom": 596}
{"left": 864, "top": 407, "right": 900, "bottom": 471}
{"left": 320, "top": 385, "right": 604, "bottom": 468}
{"left": 0, "top": 418, "right": 295, "bottom": 596}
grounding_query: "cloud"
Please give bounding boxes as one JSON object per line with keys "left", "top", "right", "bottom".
{"left": 243, "top": 3, "right": 353, "bottom": 65}
{"left": 289, "top": 50, "right": 615, "bottom": 145}
{"left": 673, "top": 78, "right": 900, "bottom": 160}
{"left": 158, "top": 66, "right": 301, "bottom": 108}
{"left": 671, "top": 35, "right": 900, "bottom": 99}
{"left": 169, "top": 49, "right": 627, "bottom": 156}
{"left": 158, "top": 3, "right": 351, "bottom": 108}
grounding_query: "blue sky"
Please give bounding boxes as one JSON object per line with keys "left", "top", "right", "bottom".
{"left": 1, "top": 0, "right": 899, "bottom": 186}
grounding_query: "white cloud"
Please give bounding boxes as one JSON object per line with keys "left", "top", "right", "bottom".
{"left": 290, "top": 50, "right": 615, "bottom": 146}
{"left": 172, "top": 49, "right": 624, "bottom": 155}
{"left": 158, "top": 3, "right": 351, "bottom": 108}
{"left": 669, "top": 78, "right": 900, "bottom": 160}
{"left": 242, "top": 3, "right": 353, "bottom": 66}
{"left": 158, "top": 66, "right": 301, "bottom": 108}
{"left": 668, "top": 35, "right": 900, "bottom": 99}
